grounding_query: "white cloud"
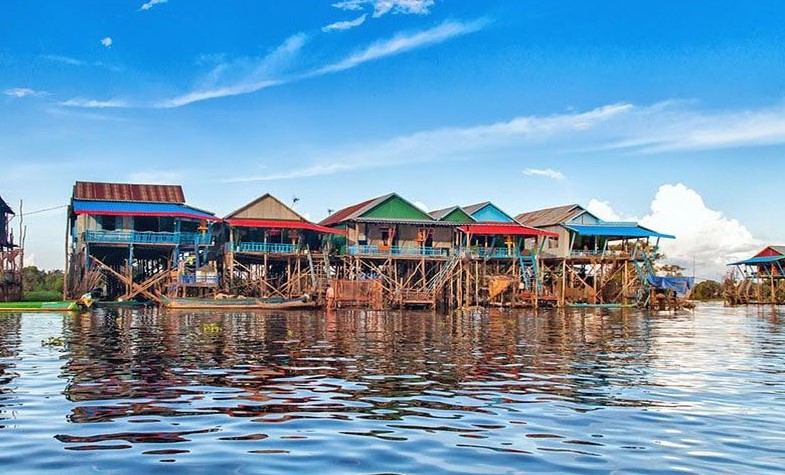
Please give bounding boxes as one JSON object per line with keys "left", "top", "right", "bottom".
{"left": 333, "top": 0, "right": 435, "bottom": 17}
{"left": 227, "top": 103, "right": 629, "bottom": 182}
{"left": 157, "top": 33, "right": 307, "bottom": 108}
{"left": 586, "top": 199, "right": 630, "bottom": 222}
{"left": 522, "top": 167, "right": 565, "bottom": 180}
{"left": 41, "top": 54, "right": 86, "bottom": 66}
{"left": 159, "top": 19, "right": 484, "bottom": 107}
{"left": 59, "top": 98, "right": 129, "bottom": 108}
{"left": 139, "top": 0, "right": 167, "bottom": 11}
{"left": 590, "top": 184, "right": 761, "bottom": 279}
{"left": 322, "top": 14, "right": 368, "bottom": 32}
{"left": 314, "top": 19, "right": 486, "bottom": 75}
{"left": 100, "top": 37, "right": 113, "bottom": 48}
{"left": 4, "top": 87, "right": 46, "bottom": 98}
{"left": 413, "top": 201, "right": 429, "bottom": 212}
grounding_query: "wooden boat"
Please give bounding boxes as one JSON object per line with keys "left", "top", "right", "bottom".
{"left": 93, "top": 300, "right": 152, "bottom": 309}
{"left": 160, "top": 295, "right": 318, "bottom": 310}
{"left": 0, "top": 301, "right": 82, "bottom": 312}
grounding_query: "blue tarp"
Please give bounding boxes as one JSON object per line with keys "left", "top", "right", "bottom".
{"left": 647, "top": 275, "right": 694, "bottom": 295}
{"left": 727, "top": 255, "right": 785, "bottom": 266}
{"left": 565, "top": 223, "right": 675, "bottom": 239}
{"left": 72, "top": 200, "right": 216, "bottom": 220}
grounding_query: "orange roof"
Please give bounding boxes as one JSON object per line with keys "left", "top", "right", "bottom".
{"left": 73, "top": 181, "right": 185, "bottom": 203}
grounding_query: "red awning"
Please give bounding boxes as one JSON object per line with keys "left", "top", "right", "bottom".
{"left": 457, "top": 223, "right": 559, "bottom": 238}
{"left": 226, "top": 218, "right": 345, "bottom": 235}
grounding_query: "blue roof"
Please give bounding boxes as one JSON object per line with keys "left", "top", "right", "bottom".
{"left": 565, "top": 223, "right": 675, "bottom": 239}
{"left": 727, "top": 255, "right": 785, "bottom": 266}
{"left": 73, "top": 199, "right": 216, "bottom": 220}
{"left": 647, "top": 275, "right": 694, "bottom": 295}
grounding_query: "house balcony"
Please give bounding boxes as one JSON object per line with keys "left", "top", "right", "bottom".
{"left": 178, "top": 273, "right": 219, "bottom": 286}
{"left": 83, "top": 230, "right": 213, "bottom": 246}
{"left": 464, "top": 247, "right": 524, "bottom": 258}
{"left": 347, "top": 245, "right": 449, "bottom": 257}
{"left": 232, "top": 242, "right": 298, "bottom": 254}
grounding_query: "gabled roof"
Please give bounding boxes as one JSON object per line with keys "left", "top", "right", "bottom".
{"left": 73, "top": 181, "right": 185, "bottom": 203}
{"left": 755, "top": 245, "right": 785, "bottom": 257}
{"left": 428, "top": 206, "right": 476, "bottom": 223}
{"left": 515, "top": 204, "right": 587, "bottom": 227}
{"left": 225, "top": 193, "right": 307, "bottom": 222}
{"left": 320, "top": 193, "right": 434, "bottom": 227}
{"left": 462, "top": 201, "right": 515, "bottom": 222}
{"left": 730, "top": 245, "right": 785, "bottom": 266}
{"left": 0, "top": 195, "right": 13, "bottom": 215}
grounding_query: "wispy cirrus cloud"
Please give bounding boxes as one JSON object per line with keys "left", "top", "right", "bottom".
{"left": 139, "top": 0, "right": 167, "bottom": 11}
{"left": 157, "top": 19, "right": 485, "bottom": 108}
{"left": 312, "top": 18, "right": 486, "bottom": 75}
{"left": 225, "top": 100, "right": 785, "bottom": 182}
{"left": 322, "top": 14, "right": 368, "bottom": 32}
{"left": 4, "top": 87, "right": 47, "bottom": 98}
{"left": 59, "top": 97, "right": 129, "bottom": 109}
{"left": 523, "top": 168, "right": 565, "bottom": 180}
{"left": 333, "top": 0, "right": 435, "bottom": 17}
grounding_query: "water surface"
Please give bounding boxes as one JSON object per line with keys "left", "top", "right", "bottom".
{"left": 1, "top": 304, "right": 784, "bottom": 473}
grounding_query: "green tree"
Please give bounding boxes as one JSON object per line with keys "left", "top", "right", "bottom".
{"left": 691, "top": 280, "right": 722, "bottom": 301}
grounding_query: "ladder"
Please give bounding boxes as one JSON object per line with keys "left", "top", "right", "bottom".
{"left": 518, "top": 254, "right": 539, "bottom": 291}
{"left": 427, "top": 253, "right": 461, "bottom": 292}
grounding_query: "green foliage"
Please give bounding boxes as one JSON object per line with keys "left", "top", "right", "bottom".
{"left": 22, "top": 290, "right": 62, "bottom": 302}
{"left": 22, "top": 266, "right": 63, "bottom": 299}
{"left": 691, "top": 280, "right": 723, "bottom": 301}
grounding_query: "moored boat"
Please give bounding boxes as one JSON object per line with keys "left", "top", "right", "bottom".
{"left": 0, "top": 301, "right": 82, "bottom": 312}
{"left": 160, "top": 295, "right": 318, "bottom": 310}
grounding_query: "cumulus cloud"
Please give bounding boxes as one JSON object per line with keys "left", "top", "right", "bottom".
{"left": 3, "top": 87, "right": 46, "bottom": 98}
{"left": 590, "top": 184, "right": 762, "bottom": 279}
{"left": 139, "top": 0, "right": 167, "bottom": 11}
{"left": 322, "top": 14, "right": 368, "bottom": 32}
{"left": 523, "top": 167, "right": 565, "bottom": 180}
{"left": 413, "top": 200, "right": 429, "bottom": 212}
{"left": 100, "top": 37, "right": 113, "bottom": 48}
{"left": 333, "top": 0, "right": 435, "bottom": 17}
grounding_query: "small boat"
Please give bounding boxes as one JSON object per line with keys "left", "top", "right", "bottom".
{"left": 0, "top": 301, "right": 82, "bottom": 312}
{"left": 160, "top": 295, "right": 318, "bottom": 310}
{"left": 93, "top": 300, "right": 153, "bottom": 309}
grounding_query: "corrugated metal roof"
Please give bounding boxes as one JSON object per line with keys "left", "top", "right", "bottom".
{"left": 319, "top": 193, "right": 394, "bottom": 227}
{"left": 515, "top": 204, "right": 585, "bottom": 227}
{"left": 72, "top": 199, "right": 217, "bottom": 221}
{"left": 224, "top": 193, "right": 307, "bottom": 221}
{"left": 565, "top": 223, "right": 674, "bottom": 239}
{"left": 0, "top": 195, "right": 13, "bottom": 215}
{"left": 73, "top": 181, "right": 186, "bottom": 203}
{"left": 428, "top": 206, "right": 459, "bottom": 220}
{"left": 728, "top": 255, "right": 785, "bottom": 266}
{"left": 461, "top": 201, "right": 491, "bottom": 216}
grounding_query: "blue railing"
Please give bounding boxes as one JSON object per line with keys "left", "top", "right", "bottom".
{"left": 83, "top": 230, "right": 212, "bottom": 246}
{"left": 347, "top": 245, "right": 449, "bottom": 257}
{"left": 465, "top": 247, "right": 520, "bottom": 258}
{"left": 179, "top": 274, "right": 219, "bottom": 286}
{"left": 234, "top": 242, "right": 297, "bottom": 254}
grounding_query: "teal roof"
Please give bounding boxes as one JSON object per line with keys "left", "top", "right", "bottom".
{"left": 565, "top": 223, "right": 675, "bottom": 239}
{"left": 728, "top": 255, "right": 785, "bottom": 266}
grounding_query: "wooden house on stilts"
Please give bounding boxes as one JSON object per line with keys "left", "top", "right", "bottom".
{"left": 65, "top": 181, "right": 219, "bottom": 302}
{"left": 726, "top": 246, "right": 785, "bottom": 304}
{"left": 0, "top": 195, "right": 23, "bottom": 302}
{"left": 516, "top": 204, "right": 674, "bottom": 307}
{"left": 220, "top": 193, "right": 341, "bottom": 299}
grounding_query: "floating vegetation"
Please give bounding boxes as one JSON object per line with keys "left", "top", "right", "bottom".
{"left": 42, "top": 336, "right": 65, "bottom": 347}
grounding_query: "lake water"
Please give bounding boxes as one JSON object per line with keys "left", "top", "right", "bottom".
{"left": 1, "top": 304, "right": 784, "bottom": 474}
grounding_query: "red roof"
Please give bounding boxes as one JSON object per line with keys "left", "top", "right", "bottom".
{"left": 73, "top": 181, "right": 185, "bottom": 203}
{"left": 457, "top": 223, "right": 559, "bottom": 237}
{"left": 226, "top": 218, "right": 345, "bottom": 235}
{"left": 319, "top": 196, "right": 378, "bottom": 227}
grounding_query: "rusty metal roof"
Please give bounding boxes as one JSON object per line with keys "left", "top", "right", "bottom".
{"left": 515, "top": 204, "right": 585, "bottom": 227}
{"left": 73, "top": 181, "right": 185, "bottom": 203}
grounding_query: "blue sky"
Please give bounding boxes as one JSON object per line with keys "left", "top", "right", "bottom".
{"left": 2, "top": 0, "right": 785, "bottom": 276}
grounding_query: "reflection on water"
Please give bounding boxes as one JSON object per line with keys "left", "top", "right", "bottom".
{"left": 1, "top": 305, "right": 785, "bottom": 473}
